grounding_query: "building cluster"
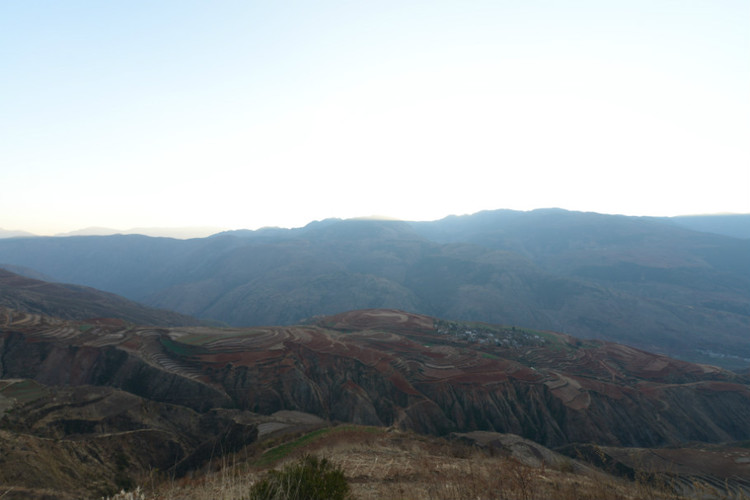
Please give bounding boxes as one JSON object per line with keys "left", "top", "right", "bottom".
{"left": 434, "top": 320, "right": 547, "bottom": 348}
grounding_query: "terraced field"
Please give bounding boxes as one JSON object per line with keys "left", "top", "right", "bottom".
{"left": 2, "top": 306, "right": 750, "bottom": 450}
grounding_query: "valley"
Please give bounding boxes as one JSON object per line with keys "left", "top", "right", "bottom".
{"left": 1, "top": 209, "right": 748, "bottom": 368}
{"left": 0, "top": 209, "right": 749, "bottom": 498}
{"left": 4, "top": 0, "right": 747, "bottom": 494}
{"left": 2, "top": 306, "right": 749, "bottom": 498}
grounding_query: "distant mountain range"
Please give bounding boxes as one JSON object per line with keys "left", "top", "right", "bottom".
{"left": 0, "top": 209, "right": 748, "bottom": 368}
{"left": 2, "top": 212, "right": 748, "bottom": 240}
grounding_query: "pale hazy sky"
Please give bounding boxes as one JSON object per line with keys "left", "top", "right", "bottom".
{"left": 2, "top": 1, "right": 749, "bottom": 235}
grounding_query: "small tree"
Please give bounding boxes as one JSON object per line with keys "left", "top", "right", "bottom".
{"left": 248, "top": 454, "right": 351, "bottom": 500}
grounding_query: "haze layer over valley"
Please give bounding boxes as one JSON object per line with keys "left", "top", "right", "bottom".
{"left": 1, "top": 209, "right": 748, "bottom": 369}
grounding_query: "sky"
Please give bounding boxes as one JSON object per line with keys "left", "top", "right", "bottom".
{"left": 1, "top": 1, "right": 749, "bottom": 235}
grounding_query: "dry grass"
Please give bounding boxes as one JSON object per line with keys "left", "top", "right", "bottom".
{"left": 132, "top": 427, "right": 743, "bottom": 500}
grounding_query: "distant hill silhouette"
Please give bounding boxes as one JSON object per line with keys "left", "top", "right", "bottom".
{"left": 54, "top": 225, "right": 226, "bottom": 239}
{"left": 0, "top": 228, "right": 36, "bottom": 238}
{"left": 0, "top": 209, "right": 747, "bottom": 367}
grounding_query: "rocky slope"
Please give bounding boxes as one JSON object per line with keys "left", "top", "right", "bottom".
{"left": 3, "top": 307, "right": 748, "bottom": 451}
{"left": 0, "top": 268, "right": 206, "bottom": 326}
{"left": 0, "top": 382, "right": 258, "bottom": 497}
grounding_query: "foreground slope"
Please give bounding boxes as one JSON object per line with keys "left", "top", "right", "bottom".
{"left": 7, "top": 416, "right": 747, "bottom": 499}
{"left": 2, "top": 307, "right": 748, "bottom": 449}
{"left": 0, "top": 382, "right": 258, "bottom": 498}
{"left": 154, "top": 425, "right": 750, "bottom": 500}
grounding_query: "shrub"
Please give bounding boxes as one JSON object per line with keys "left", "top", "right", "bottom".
{"left": 248, "top": 454, "right": 351, "bottom": 500}
{"left": 102, "top": 486, "right": 147, "bottom": 500}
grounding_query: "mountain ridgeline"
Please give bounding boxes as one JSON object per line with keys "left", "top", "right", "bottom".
{"left": 0, "top": 209, "right": 748, "bottom": 367}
